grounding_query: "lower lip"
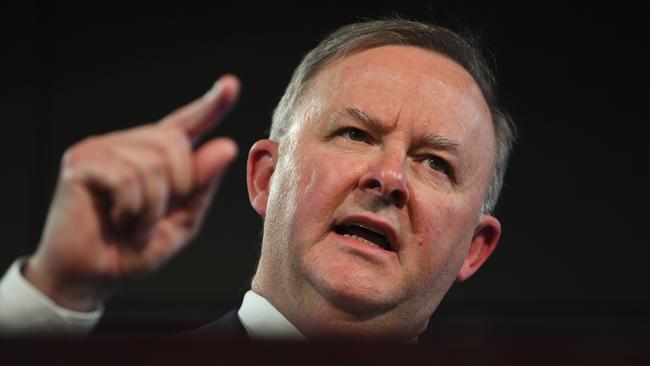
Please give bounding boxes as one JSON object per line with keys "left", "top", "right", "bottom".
{"left": 329, "top": 231, "right": 397, "bottom": 261}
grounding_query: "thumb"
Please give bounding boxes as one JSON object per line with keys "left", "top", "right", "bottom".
{"left": 161, "top": 137, "right": 238, "bottom": 239}
{"left": 193, "top": 137, "right": 239, "bottom": 190}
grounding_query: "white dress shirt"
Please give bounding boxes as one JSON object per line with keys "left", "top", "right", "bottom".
{"left": 238, "top": 290, "right": 306, "bottom": 340}
{"left": 0, "top": 258, "right": 306, "bottom": 339}
{"left": 0, "top": 258, "right": 102, "bottom": 337}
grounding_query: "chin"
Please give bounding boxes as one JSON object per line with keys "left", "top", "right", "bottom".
{"left": 307, "top": 287, "right": 427, "bottom": 340}
{"left": 323, "top": 287, "right": 398, "bottom": 319}
{"left": 302, "top": 256, "right": 405, "bottom": 319}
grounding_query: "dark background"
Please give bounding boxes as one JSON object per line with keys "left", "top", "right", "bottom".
{"left": 1, "top": 2, "right": 648, "bottom": 339}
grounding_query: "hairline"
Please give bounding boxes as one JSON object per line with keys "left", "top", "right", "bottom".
{"left": 270, "top": 20, "right": 515, "bottom": 215}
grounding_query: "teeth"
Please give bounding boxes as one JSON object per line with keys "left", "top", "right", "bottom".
{"left": 355, "top": 223, "right": 383, "bottom": 236}
{"left": 342, "top": 233, "right": 381, "bottom": 249}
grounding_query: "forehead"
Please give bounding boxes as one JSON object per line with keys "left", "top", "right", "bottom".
{"left": 307, "top": 45, "right": 493, "bottom": 148}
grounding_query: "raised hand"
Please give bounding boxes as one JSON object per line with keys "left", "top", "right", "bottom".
{"left": 24, "top": 75, "right": 240, "bottom": 311}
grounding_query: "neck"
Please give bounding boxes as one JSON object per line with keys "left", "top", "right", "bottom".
{"left": 251, "top": 267, "right": 424, "bottom": 341}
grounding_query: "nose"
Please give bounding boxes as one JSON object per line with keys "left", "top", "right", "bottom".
{"left": 359, "top": 149, "right": 410, "bottom": 208}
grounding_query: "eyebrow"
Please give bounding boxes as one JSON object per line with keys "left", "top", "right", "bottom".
{"left": 334, "top": 106, "right": 464, "bottom": 159}
{"left": 420, "top": 133, "right": 463, "bottom": 159}
{"left": 343, "top": 107, "right": 386, "bottom": 131}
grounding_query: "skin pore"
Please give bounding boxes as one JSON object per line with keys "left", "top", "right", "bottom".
{"left": 248, "top": 46, "right": 501, "bottom": 340}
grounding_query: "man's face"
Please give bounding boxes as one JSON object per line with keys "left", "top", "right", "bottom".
{"left": 254, "top": 45, "right": 498, "bottom": 338}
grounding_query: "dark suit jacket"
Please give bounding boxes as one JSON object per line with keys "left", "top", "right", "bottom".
{"left": 185, "top": 310, "right": 249, "bottom": 338}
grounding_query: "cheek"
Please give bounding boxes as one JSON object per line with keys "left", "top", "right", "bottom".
{"left": 409, "top": 187, "right": 461, "bottom": 243}
{"left": 406, "top": 189, "right": 476, "bottom": 286}
{"left": 294, "top": 149, "right": 357, "bottom": 213}
{"left": 276, "top": 149, "right": 356, "bottom": 242}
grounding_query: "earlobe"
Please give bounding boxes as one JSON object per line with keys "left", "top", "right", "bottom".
{"left": 246, "top": 139, "right": 278, "bottom": 218}
{"left": 456, "top": 215, "right": 501, "bottom": 282}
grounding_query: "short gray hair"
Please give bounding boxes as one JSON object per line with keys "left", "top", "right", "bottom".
{"left": 270, "top": 18, "right": 516, "bottom": 214}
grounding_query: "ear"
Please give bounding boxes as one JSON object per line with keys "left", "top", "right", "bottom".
{"left": 456, "top": 214, "right": 501, "bottom": 282}
{"left": 246, "top": 139, "right": 278, "bottom": 218}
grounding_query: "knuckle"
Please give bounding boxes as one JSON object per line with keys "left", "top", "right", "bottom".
{"left": 61, "top": 147, "right": 79, "bottom": 168}
{"left": 161, "top": 126, "right": 191, "bottom": 152}
{"left": 147, "top": 154, "right": 167, "bottom": 174}
{"left": 115, "top": 167, "right": 138, "bottom": 188}
{"left": 62, "top": 138, "right": 96, "bottom": 167}
{"left": 60, "top": 166, "right": 81, "bottom": 184}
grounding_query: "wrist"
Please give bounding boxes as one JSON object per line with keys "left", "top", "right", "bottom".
{"left": 23, "top": 257, "right": 105, "bottom": 312}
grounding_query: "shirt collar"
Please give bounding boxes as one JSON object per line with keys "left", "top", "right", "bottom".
{"left": 237, "top": 290, "right": 307, "bottom": 341}
{"left": 237, "top": 290, "right": 417, "bottom": 343}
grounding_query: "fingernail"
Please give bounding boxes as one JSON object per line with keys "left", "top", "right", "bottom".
{"left": 203, "top": 78, "right": 224, "bottom": 101}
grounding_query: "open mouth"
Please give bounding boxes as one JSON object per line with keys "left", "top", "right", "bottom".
{"left": 334, "top": 223, "right": 393, "bottom": 251}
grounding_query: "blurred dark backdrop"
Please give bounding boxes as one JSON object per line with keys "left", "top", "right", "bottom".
{"left": 1, "top": 2, "right": 648, "bottom": 339}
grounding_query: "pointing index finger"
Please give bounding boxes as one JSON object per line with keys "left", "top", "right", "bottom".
{"left": 161, "top": 74, "right": 241, "bottom": 140}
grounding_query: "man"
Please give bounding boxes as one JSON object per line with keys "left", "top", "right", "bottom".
{"left": 0, "top": 19, "right": 514, "bottom": 340}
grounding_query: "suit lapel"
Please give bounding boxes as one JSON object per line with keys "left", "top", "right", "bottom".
{"left": 184, "top": 310, "right": 248, "bottom": 339}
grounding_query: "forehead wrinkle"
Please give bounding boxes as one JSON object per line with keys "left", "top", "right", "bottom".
{"left": 345, "top": 103, "right": 465, "bottom": 162}
{"left": 326, "top": 105, "right": 466, "bottom": 162}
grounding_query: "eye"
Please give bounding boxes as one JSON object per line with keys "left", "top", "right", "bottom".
{"left": 423, "top": 156, "right": 452, "bottom": 176}
{"left": 340, "top": 127, "right": 369, "bottom": 142}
